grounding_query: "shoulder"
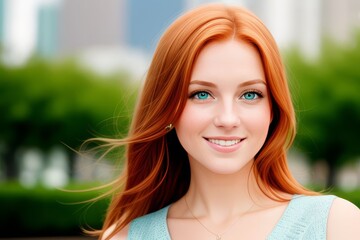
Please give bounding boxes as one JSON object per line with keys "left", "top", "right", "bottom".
{"left": 101, "top": 223, "right": 129, "bottom": 240}
{"left": 327, "top": 197, "right": 360, "bottom": 240}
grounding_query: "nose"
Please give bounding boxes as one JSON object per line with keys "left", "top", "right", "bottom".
{"left": 213, "top": 99, "right": 240, "bottom": 129}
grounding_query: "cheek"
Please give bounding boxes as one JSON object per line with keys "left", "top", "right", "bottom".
{"left": 177, "top": 104, "right": 208, "bottom": 130}
{"left": 175, "top": 104, "right": 209, "bottom": 150}
{"left": 241, "top": 105, "right": 272, "bottom": 134}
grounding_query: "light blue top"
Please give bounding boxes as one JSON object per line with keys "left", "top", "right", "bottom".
{"left": 128, "top": 195, "right": 336, "bottom": 239}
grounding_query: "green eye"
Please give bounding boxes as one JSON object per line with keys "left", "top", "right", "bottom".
{"left": 244, "top": 92, "right": 257, "bottom": 100}
{"left": 242, "top": 91, "right": 262, "bottom": 101}
{"left": 194, "top": 91, "right": 210, "bottom": 100}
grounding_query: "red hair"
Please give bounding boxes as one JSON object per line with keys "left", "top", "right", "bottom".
{"left": 96, "top": 4, "right": 315, "bottom": 239}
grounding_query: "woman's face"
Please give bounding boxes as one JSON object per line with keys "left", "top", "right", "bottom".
{"left": 175, "top": 39, "right": 272, "bottom": 175}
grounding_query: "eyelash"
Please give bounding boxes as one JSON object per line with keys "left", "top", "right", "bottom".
{"left": 188, "top": 89, "right": 264, "bottom": 101}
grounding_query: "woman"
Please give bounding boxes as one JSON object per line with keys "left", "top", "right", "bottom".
{"left": 97, "top": 4, "right": 360, "bottom": 239}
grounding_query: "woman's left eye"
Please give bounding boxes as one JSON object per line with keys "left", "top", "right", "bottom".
{"left": 241, "top": 91, "right": 262, "bottom": 100}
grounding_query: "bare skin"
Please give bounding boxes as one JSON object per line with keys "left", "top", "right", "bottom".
{"left": 167, "top": 161, "right": 292, "bottom": 240}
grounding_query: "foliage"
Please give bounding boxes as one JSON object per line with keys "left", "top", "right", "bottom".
{"left": 0, "top": 58, "right": 137, "bottom": 179}
{"left": 0, "top": 182, "right": 109, "bottom": 238}
{"left": 0, "top": 58, "right": 136, "bottom": 148}
{"left": 285, "top": 32, "right": 360, "bottom": 186}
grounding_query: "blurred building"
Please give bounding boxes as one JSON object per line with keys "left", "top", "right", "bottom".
{"left": 59, "top": 0, "right": 125, "bottom": 55}
{"left": 322, "top": 0, "right": 360, "bottom": 44}
{"left": 37, "top": 3, "right": 59, "bottom": 57}
{"left": 239, "top": 0, "right": 322, "bottom": 58}
{"left": 244, "top": 0, "right": 360, "bottom": 58}
{"left": 0, "top": 0, "right": 5, "bottom": 43}
{"left": 1, "top": 0, "right": 360, "bottom": 64}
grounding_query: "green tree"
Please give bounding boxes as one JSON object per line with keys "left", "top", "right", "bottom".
{"left": 0, "top": 59, "right": 136, "bottom": 180}
{"left": 286, "top": 33, "right": 360, "bottom": 187}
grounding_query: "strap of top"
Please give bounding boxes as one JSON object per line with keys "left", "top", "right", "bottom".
{"left": 267, "top": 195, "right": 336, "bottom": 240}
{"left": 128, "top": 205, "right": 171, "bottom": 240}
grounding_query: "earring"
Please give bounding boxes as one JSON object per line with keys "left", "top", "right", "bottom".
{"left": 165, "top": 123, "right": 173, "bottom": 132}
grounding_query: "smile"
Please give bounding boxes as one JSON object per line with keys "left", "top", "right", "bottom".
{"left": 205, "top": 138, "right": 241, "bottom": 147}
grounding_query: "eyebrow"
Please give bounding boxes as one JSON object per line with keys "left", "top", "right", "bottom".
{"left": 189, "top": 79, "right": 266, "bottom": 88}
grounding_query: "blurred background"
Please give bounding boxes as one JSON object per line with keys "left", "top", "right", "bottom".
{"left": 0, "top": 0, "right": 359, "bottom": 238}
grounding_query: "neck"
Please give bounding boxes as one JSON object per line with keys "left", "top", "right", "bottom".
{"left": 185, "top": 160, "right": 263, "bottom": 221}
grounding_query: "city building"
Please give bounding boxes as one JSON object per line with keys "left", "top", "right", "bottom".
{"left": 0, "top": 0, "right": 5, "bottom": 44}
{"left": 0, "top": 0, "right": 359, "bottom": 64}
{"left": 36, "top": 3, "right": 59, "bottom": 57}
{"left": 322, "top": 0, "right": 360, "bottom": 44}
{"left": 58, "top": 0, "right": 125, "bottom": 55}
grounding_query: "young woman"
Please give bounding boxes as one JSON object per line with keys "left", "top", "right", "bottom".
{"left": 96, "top": 4, "right": 360, "bottom": 240}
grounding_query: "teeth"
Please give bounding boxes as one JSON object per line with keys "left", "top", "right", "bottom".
{"left": 208, "top": 139, "right": 241, "bottom": 147}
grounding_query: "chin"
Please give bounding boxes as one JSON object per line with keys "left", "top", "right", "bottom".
{"left": 199, "top": 158, "right": 254, "bottom": 176}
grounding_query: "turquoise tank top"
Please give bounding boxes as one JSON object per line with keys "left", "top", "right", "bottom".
{"left": 129, "top": 195, "right": 336, "bottom": 239}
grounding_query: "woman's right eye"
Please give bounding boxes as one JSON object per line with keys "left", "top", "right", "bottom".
{"left": 190, "top": 91, "right": 212, "bottom": 100}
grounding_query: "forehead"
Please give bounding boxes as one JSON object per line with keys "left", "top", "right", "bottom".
{"left": 190, "top": 39, "right": 265, "bottom": 83}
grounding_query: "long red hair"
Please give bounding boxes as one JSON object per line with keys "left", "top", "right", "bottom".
{"left": 97, "top": 4, "right": 315, "bottom": 239}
